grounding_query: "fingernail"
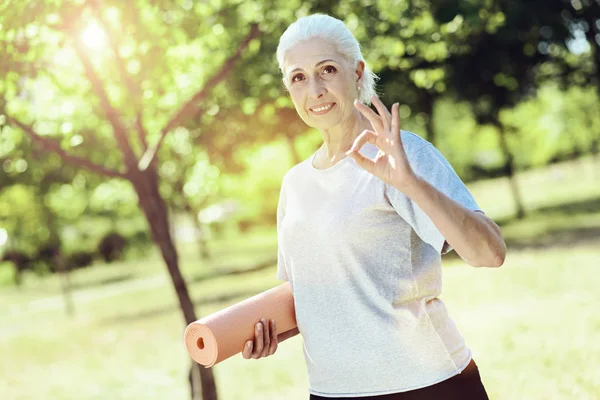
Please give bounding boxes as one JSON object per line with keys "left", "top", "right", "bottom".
{"left": 258, "top": 324, "right": 262, "bottom": 330}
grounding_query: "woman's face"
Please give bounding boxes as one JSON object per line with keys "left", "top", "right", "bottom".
{"left": 283, "top": 37, "right": 363, "bottom": 130}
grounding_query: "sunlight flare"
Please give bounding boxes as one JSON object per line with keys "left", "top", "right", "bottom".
{"left": 81, "top": 21, "right": 106, "bottom": 50}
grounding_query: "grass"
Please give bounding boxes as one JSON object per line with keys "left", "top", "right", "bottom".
{"left": 468, "top": 155, "right": 600, "bottom": 220}
{"left": 1, "top": 156, "right": 599, "bottom": 400}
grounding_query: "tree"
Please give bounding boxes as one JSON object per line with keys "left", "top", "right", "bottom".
{"left": 430, "top": 0, "right": 596, "bottom": 219}
{"left": 0, "top": 1, "right": 260, "bottom": 398}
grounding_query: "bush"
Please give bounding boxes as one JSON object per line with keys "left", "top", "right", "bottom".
{"left": 35, "top": 240, "right": 62, "bottom": 273}
{"left": 65, "top": 251, "right": 95, "bottom": 270}
{"left": 1, "top": 250, "right": 32, "bottom": 285}
{"left": 124, "top": 230, "right": 152, "bottom": 259}
{"left": 97, "top": 232, "right": 127, "bottom": 263}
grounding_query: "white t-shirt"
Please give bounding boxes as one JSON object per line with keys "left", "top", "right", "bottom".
{"left": 276, "top": 130, "right": 483, "bottom": 398}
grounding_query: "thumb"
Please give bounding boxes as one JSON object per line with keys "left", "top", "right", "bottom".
{"left": 346, "top": 150, "right": 374, "bottom": 172}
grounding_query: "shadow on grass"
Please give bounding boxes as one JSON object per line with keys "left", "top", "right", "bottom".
{"left": 443, "top": 225, "right": 600, "bottom": 264}
{"left": 495, "top": 197, "right": 600, "bottom": 226}
{"left": 188, "top": 257, "right": 276, "bottom": 283}
{"left": 98, "top": 285, "right": 275, "bottom": 326}
{"left": 97, "top": 258, "right": 277, "bottom": 325}
{"left": 70, "top": 273, "right": 136, "bottom": 291}
{"left": 503, "top": 226, "right": 600, "bottom": 251}
{"left": 443, "top": 197, "right": 600, "bottom": 263}
{"left": 98, "top": 198, "right": 600, "bottom": 322}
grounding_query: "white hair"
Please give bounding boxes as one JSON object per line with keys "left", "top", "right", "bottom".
{"left": 276, "top": 14, "right": 379, "bottom": 105}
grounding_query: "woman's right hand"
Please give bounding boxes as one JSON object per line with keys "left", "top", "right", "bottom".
{"left": 242, "top": 318, "right": 278, "bottom": 359}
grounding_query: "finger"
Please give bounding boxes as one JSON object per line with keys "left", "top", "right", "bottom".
{"left": 371, "top": 96, "right": 391, "bottom": 134}
{"left": 348, "top": 129, "right": 378, "bottom": 153}
{"left": 354, "top": 100, "right": 384, "bottom": 133}
{"left": 346, "top": 130, "right": 377, "bottom": 173}
{"left": 261, "top": 319, "right": 270, "bottom": 357}
{"left": 252, "top": 322, "right": 263, "bottom": 359}
{"left": 242, "top": 340, "right": 252, "bottom": 359}
{"left": 391, "top": 103, "right": 400, "bottom": 136}
{"left": 372, "top": 95, "right": 392, "bottom": 120}
{"left": 269, "top": 319, "right": 278, "bottom": 355}
{"left": 347, "top": 148, "right": 376, "bottom": 173}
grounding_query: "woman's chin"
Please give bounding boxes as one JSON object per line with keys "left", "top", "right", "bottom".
{"left": 303, "top": 115, "right": 343, "bottom": 130}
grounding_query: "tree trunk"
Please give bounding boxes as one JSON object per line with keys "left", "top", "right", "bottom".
{"left": 592, "top": 136, "right": 600, "bottom": 179}
{"left": 54, "top": 253, "right": 75, "bottom": 318}
{"left": 421, "top": 93, "right": 435, "bottom": 147}
{"left": 494, "top": 120, "right": 526, "bottom": 219}
{"left": 586, "top": 110, "right": 599, "bottom": 180}
{"left": 131, "top": 167, "right": 218, "bottom": 400}
{"left": 585, "top": 24, "right": 600, "bottom": 177}
{"left": 39, "top": 191, "right": 73, "bottom": 316}
{"left": 184, "top": 202, "right": 211, "bottom": 261}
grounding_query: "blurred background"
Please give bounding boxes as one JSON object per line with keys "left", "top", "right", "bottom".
{"left": 1, "top": 0, "right": 599, "bottom": 399}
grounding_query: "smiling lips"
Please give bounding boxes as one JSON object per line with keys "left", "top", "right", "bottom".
{"left": 309, "top": 102, "right": 336, "bottom": 115}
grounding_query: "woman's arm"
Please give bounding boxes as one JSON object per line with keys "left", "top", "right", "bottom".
{"left": 400, "top": 176, "right": 506, "bottom": 268}
{"left": 277, "top": 327, "right": 300, "bottom": 343}
{"left": 348, "top": 97, "right": 505, "bottom": 267}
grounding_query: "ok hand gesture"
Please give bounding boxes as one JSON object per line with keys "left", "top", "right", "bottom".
{"left": 346, "top": 96, "right": 418, "bottom": 193}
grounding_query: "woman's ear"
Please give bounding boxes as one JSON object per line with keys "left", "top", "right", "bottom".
{"left": 355, "top": 60, "right": 365, "bottom": 87}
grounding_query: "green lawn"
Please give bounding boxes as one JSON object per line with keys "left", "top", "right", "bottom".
{"left": 1, "top": 156, "right": 599, "bottom": 400}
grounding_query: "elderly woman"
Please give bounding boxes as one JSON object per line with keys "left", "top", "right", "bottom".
{"left": 242, "top": 14, "right": 506, "bottom": 400}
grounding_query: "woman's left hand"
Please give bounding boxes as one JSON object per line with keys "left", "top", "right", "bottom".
{"left": 346, "top": 96, "right": 418, "bottom": 193}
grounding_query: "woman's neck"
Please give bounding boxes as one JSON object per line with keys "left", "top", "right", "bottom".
{"left": 317, "top": 109, "right": 372, "bottom": 162}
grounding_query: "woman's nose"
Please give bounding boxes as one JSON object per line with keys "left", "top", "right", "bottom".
{"left": 308, "top": 80, "right": 326, "bottom": 99}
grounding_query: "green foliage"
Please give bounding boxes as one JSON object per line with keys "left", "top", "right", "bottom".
{"left": 1, "top": 0, "right": 599, "bottom": 269}
{"left": 502, "top": 84, "right": 600, "bottom": 169}
{"left": 432, "top": 0, "right": 599, "bottom": 123}
{"left": 88, "top": 180, "right": 140, "bottom": 218}
{"left": 0, "top": 261, "right": 14, "bottom": 286}
{"left": 221, "top": 139, "right": 292, "bottom": 225}
{"left": 0, "top": 185, "right": 49, "bottom": 255}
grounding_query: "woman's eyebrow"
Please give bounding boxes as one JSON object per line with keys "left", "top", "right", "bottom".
{"left": 288, "top": 59, "right": 337, "bottom": 75}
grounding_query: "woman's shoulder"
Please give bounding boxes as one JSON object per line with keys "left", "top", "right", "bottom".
{"left": 399, "top": 130, "right": 432, "bottom": 155}
{"left": 280, "top": 157, "right": 311, "bottom": 188}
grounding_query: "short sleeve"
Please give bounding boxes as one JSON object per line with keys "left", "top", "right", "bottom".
{"left": 385, "top": 142, "right": 483, "bottom": 255}
{"left": 276, "top": 178, "right": 289, "bottom": 281}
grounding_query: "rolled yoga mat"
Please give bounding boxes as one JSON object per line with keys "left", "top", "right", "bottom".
{"left": 184, "top": 282, "right": 297, "bottom": 367}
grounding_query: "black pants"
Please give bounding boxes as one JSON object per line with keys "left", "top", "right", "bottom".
{"left": 309, "top": 359, "right": 489, "bottom": 400}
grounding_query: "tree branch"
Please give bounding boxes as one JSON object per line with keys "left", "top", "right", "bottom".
{"left": 135, "top": 113, "right": 148, "bottom": 149}
{"left": 71, "top": 37, "right": 139, "bottom": 169}
{"left": 89, "top": 0, "right": 148, "bottom": 155}
{"left": 6, "top": 115, "right": 127, "bottom": 179}
{"left": 138, "top": 23, "right": 261, "bottom": 171}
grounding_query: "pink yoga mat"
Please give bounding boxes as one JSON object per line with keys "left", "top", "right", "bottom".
{"left": 184, "top": 282, "right": 297, "bottom": 367}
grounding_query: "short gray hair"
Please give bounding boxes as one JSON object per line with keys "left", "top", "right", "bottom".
{"left": 276, "top": 14, "right": 379, "bottom": 105}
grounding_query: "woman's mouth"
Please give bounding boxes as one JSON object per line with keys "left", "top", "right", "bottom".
{"left": 309, "top": 103, "right": 336, "bottom": 115}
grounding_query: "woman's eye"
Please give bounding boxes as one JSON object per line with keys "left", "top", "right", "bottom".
{"left": 323, "top": 66, "right": 337, "bottom": 74}
{"left": 291, "top": 74, "right": 304, "bottom": 83}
